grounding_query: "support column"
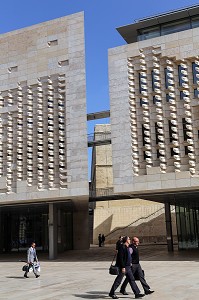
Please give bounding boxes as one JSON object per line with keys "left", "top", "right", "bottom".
{"left": 0, "top": 208, "right": 3, "bottom": 253}
{"left": 73, "top": 199, "right": 89, "bottom": 250}
{"left": 165, "top": 202, "right": 174, "bottom": 252}
{"left": 48, "top": 203, "right": 58, "bottom": 260}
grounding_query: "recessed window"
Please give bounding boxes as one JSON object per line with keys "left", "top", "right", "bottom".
{"left": 47, "top": 39, "right": 58, "bottom": 47}
{"left": 164, "top": 68, "right": 170, "bottom": 89}
{"left": 153, "top": 96, "right": 160, "bottom": 104}
{"left": 178, "top": 65, "right": 185, "bottom": 86}
{"left": 192, "top": 15, "right": 199, "bottom": 29}
{"left": 192, "top": 62, "right": 199, "bottom": 84}
{"left": 168, "top": 120, "right": 173, "bottom": 143}
{"left": 180, "top": 91, "right": 186, "bottom": 100}
{"left": 8, "top": 66, "right": 18, "bottom": 73}
{"left": 142, "top": 124, "right": 147, "bottom": 146}
{"left": 58, "top": 60, "right": 69, "bottom": 67}
{"left": 170, "top": 148, "right": 175, "bottom": 157}
{"left": 138, "top": 26, "right": 160, "bottom": 41}
{"left": 155, "top": 122, "right": 162, "bottom": 144}
{"left": 161, "top": 19, "right": 190, "bottom": 35}
{"left": 166, "top": 94, "right": 172, "bottom": 102}
{"left": 182, "top": 118, "right": 189, "bottom": 141}
{"left": 139, "top": 73, "right": 145, "bottom": 93}
{"left": 143, "top": 151, "right": 151, "bottom": 160}
{"left": 184, "top": 145, "right": 190, "bottom": 155}
{"left": 140, "top": 98, "right": 147, "bottom": 107}
{"left": 194, "top": 88, "right": 199, "bottom": 98}
{"left": 151, "top": 70, "right": 159, "bottom": 91}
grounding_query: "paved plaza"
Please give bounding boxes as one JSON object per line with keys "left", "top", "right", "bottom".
{"left": 0, "top": 244, "right": 198, "bottom": 300}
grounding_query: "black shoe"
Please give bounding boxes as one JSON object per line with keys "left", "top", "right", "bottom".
{"left": 35, "top": 275, "right": 40, "bottom": 278}
{"left": 135, "top": 294, "right": 145, "bottom": 298}
{"left": 120, "top": 290, "right": 129, "bottom": 295}
{"left": 145, "top": 290, "right": 154, "bottom": 295}
{"left": 24, "top": 274, "right": 29, "bottom": 278}
{"left": 109, "top": 294, "right": 119, "bottom": 299}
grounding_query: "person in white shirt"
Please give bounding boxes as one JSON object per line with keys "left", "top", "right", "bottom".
{"left": 24, "top": 242, "right": 40, "bottom": 278}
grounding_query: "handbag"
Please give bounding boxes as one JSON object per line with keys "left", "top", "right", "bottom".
{"left": 22, "top": 265, "right": 29, "bottom": 272}
{"left": 34, "top": 261, "right": 41, "bottom": 272}
{"left": 109, "top": 253, "right": 119, "bottom": 275}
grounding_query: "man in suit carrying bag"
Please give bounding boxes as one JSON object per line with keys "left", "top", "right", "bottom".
{"left": 120, "top": 237, "right": 154, "bottom": 296}
{"left": 109, "top": 236, "right": 145, "bottom": 299}
{"left": 24, "top": 242, "right": 40, "bottom": 278}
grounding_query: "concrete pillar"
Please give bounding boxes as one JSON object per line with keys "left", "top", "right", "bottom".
{"left": 73, "top": 199, "right": 89, "bottom": 250}
{"left": 165, "top": 202, "right": 174, "bottom": 252}
{"left": 0, "top": 208, "right": 2, "bottom": 253}
{"left": 48, "top": 203, "right": 58, "bottom": 260}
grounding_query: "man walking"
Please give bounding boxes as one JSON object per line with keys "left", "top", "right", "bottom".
{"left": 120, "top": 237, "right": 154, "bottom": 295}
{"left": 109, "top": 236, "right": 145, "bottom": 299}
{"left": 24, "top": 242, "right": 40, "bottom": 278}
{"left": 98, "top": 234, "right": 102, "bottom": 247}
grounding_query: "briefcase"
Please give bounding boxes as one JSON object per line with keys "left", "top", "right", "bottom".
{"left": 22, "top": 265, "right": 29, "bottom": 272}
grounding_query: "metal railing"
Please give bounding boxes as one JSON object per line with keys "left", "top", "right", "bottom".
{"left": 89, "top": 187, "right": 114, "bottom": 198}
{"left": 104, "top": 206, "right": 175, "bottom": 239}
{"left": 88, "top": 131, "right": 111, "bottom": 142}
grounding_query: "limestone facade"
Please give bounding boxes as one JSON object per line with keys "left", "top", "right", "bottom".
{"left": 0, "top": 12, "right": 89, "bottom": 204}
{"left": 108, "top": 25, "right": 199, "bottom": 196}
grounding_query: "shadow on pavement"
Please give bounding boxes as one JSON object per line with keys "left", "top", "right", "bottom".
{"left": 6, "top": 276, "right": 24, "bottom": 279}
{"left": 74, "top": 291, "right": 108, "bottom": 299}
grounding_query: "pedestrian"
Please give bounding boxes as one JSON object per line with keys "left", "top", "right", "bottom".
{"left": 120, "top": 236, "right": 154, "bottom": 295}
{"left": 109, "top": 236, "right": 145, "bottom": 299}
{"left": 98, "top": 234, "right": 102, "bottom": 247}
{"left": 24, "top": 242, "right": 40, "bottom": 278}
{"left": 115, "top": 236, "right": 123, "bottom": 252}
{"left": 102, "top": 234, "right": 105, "bottom": 246}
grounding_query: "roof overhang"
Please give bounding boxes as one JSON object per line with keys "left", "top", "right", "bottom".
{"left": 117, "top": 5, "right": 199, "bottom": 43}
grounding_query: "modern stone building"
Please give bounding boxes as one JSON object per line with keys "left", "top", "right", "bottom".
{"left": 91, "top": 124, "right": 176, "bottom": 245}
{"left": 0, "top": 12, "right": 89, "bottom": 258}
{"left": 108, "top": 5, "right": 199, "bottom": 250}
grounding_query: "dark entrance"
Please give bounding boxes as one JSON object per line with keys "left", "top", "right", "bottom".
{"left": 0, "top": 204, "right": 48, "bottom": 252}
{"left": 0, "top": 202, "right": 73, "bottom": 253}
{"left": 176, "top": 200, "right": 199, "bottom": 249}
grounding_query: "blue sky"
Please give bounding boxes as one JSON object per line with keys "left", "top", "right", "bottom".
{"left": 1, "top": 0, "right": 198, "bottom": 177}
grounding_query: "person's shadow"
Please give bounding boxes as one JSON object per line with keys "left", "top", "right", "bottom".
{"left": 6, "top": 276, "right": 24, "bottom": 279}
{"left": 74, "top": 291, "right": 109, "bottom": 299}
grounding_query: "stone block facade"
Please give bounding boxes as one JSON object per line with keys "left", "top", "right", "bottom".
{"left": 0, "top": 12, "right": 89, "bottom": 204}
{"left": 109, "top": 27, "right": 199, "bottom": 196}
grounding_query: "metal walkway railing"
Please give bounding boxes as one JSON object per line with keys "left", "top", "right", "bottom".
{"left": 88, "top": 131, "right": 111, "bottom": 147}
{"left": 89, "top": 187, "right": 114, "bottom": 198}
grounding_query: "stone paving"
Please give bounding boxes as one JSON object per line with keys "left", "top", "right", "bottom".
{"left": 0, "top": 244, "right": 198, "bottom": 300}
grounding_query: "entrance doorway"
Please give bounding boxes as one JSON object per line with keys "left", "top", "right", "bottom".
{"left": 176, "top": 200, "right": 199, "bottom": 249}
{"left": 0, "top": 202, "right": 73, "bottom": 253}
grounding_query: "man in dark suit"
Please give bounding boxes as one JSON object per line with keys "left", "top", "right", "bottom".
{"left": 109, "top": 236, "right": 145, "bottom": 299}
{"left": 120, "top": 236, "right": 154, "bottom": 296}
